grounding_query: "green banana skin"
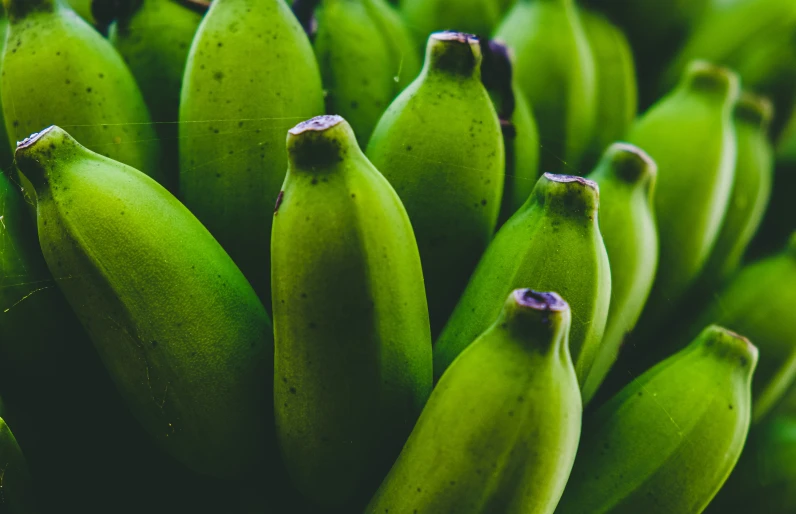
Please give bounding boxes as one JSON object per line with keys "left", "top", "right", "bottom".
{"left": 479, "top": 39, "right": 540, "bottom": 225}
{"left": 366, "top": 32, "right": 505, "bottom": 336}
{"left": 15, "top": 126, "right": 273, "bottom": 479}
{"left": 697, "top": 93, "right": 774, "bottom": 293}
{"left": 0, "top": 8, "right": 11, "bottom": 171}
{"left": 434, "top": 173, "right": 611, "bottom": 388}
{"left": 106, "top": 0, "right": 206, "bottom": 193}
{"left": 557, "top": 325, "right": 757, "bottom": 514}
{"left": 1, "top": 0, "right": 163, "bottom": 191}
{"left": 0, "top": 417, "right": 36, "bottom": 513}
{"left": 366, "top": 289, "right": 581, "bottom": 514}
{"left": 179, "top": 0, "right": 324, "bottom": 308}
{"left": 305, "top": 0, "right": 421, "bottom": 147}
{"left": 627, "top": 61, "right": 739, "bottom": 333}
{"left": 686, "top": 234, "right": 796, "bottom": 423}
{"left": 495, "top": 0, "right": 597, "bottom": 174}
{"left": 580, "top": 8, "right": 637, "bottom": 167}
{"left": 400, "top": 0, "right": 504, "bottom": 48}
{"left": 581, "top": 144, "right": 658, "bottom": 404}
{"left": 272, "top": 116, "right": 432, "bottom": 510}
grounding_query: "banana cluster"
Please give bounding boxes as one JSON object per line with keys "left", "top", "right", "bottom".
{"left": 0, "top": 0, "right": 795, "bottom": 513}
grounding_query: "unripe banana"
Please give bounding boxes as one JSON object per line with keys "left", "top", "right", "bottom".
{"left": 627, "top": 61, "right": 739, "bottom": 332}
{"left": 104, "top": 0, "right": 206, "bottom": 192}
{"left": 400, "top": 0, "right": 504, "bottom": 48}
{"left": 581, "top": 8, "right": 637, "bottom": 166}
{"left": 1, "top": 0, "right": 163, "bottom": 191}
{"left": 557, "top": 325, "right": 757, "bottom": 514}
{"left": 686, "top": 234, "right": 796, "bottom": 422}
{"left": 479, "top": 39, "right": 540, "bottom": 225}
{"left": 179, "top": 0, "right": 324, "bottom": 307}
{"left": 272, "top": 115, "right": 432, "bottom": 510}
{"left": 434, "top": 173, "right": 611, "bottom": 388}
{"left": 302, "top": 0, "right": 421, "bottom": 146}
{"left": 581, "top": 144, "right": 657, "bottom": 404}
{"left": 366, "top": 32, "right": 504, "bottom": 335}
{"left": 698, "top": 93, "right": 774, "bottom": 292}
{"left": 0, "top": 416, "right": 36, "bottom": 513}
{"left": 495, "top": 0, "right": 597, "bottom": 173}
{"left": 0, "top": 7, "right": 11, "bottom": 171}
{"left": 14, "top": 126, "right": 273, "bottom": 479}
{"left": 366, "top": 289, "right": 581, "bottom": 514}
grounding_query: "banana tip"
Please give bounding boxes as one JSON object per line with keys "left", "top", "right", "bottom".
{"left": 513, "top": 289, "right": 568, "bottom": 313}
{"left": 16, "top": 125, "right": 57, "bottom": 152}
{"left": 543, "top": 173, "right": 598, "bottom": 190}
{"left": 433, "top": 31, "right": 478, "bottom": 44}
{"left": 289, "top": 115, "right": 345, "bottom": 136}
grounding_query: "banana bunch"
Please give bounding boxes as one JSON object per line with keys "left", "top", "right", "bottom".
{"left": 2, "top": 0, "right": 796, "bottom": 512}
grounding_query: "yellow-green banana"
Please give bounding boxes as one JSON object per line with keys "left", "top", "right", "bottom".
{"left": 581, "top": 143, "right": 657, "bottom": 404}
{"left": 434, "top": 173, "right": 611, "bottom": 388}
{"left": 297, "top": 0, "right": 421, "bottom": 147}
{"left": 14, "top": 125, "right": 273, "bottom": 480}
{"left": 557, "top": 325, "right": 757, "bottom": 514}
{"left": 479, "top": 39, "right": 540, "bottom": 225}
{"left": 698, "top": 92, "right": 774, "bottom": 292}
{"left": 179, "top": 0, "right": 324, "bottom": 307}
{"left": 0, "top": 416, "right": 36, "bottom": 513}
{"left": 105, "top": 0, "right": 206, "bottom": 192}
{"left": 366, "top": 32, "right": 504, "bottom": 336}
{"left": 627, "top": 61, "right": 740, "bottom": 332}
{"left": 366, "top": 289, "right": 581, "bottom": 514}
{"left": 495, "top": 0, "right": 597, "bottom": 174}
{"left": 400, "top": 0, "right": 504, "bottom": 48}
{"left": 1, "top": 0, "right": 163, "bottom": 190}
{"left": 687, "top": 234, "right": 796, "bottom": 422}
{"left": 272, "top": 115, "right": 432, "bottom": 510}
{"left": 0, "top": 7, "right": 10, "bottom": 171}
{"left": 581, "top": 8, "right": 637, "bottom": 166}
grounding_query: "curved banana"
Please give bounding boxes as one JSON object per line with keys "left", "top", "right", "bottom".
{"left": 479, "top": 39, "right": 540, "bottom": 224}
{"left": 688, "top": 233, "right": 796, "bottom": 422}
{"left": 495, "top": 0, "right": 597, "bottom": 173}
{"left": 366, "top": 289, "right": 581, "bottom": 514}
{"left": 179, "top": 0, "right": 325, "bottom": 306}
{"left": 272, "top": 115, "right": 432, "bottom": 510}
{"left": 581, "top": 143, "right": 657, "bottom": 404}
{"left": 1, "top": 0, "right": 163, "bottom": 191}
{"left": 627, "top": 61, "right": 739, "bottom": 332}
{"left": 434, "top": 173, "right": 611, "bottom": 388}
{"left": 15, "top": 126, "right": 273, "bottom": 479}
{"left": 309, "top": 0, "right": 421, "bottom": 146}
{"left": 698, "top": 92, "right": 774, "bottom": 292}
{"left": 366, "top": 32, "right": 504, "bottom": 336}
{"left": 557, "top": 325, "right": 757, "bottom": 514}
{"left": 106, "top": 0, "right": 206, "bottom": 192}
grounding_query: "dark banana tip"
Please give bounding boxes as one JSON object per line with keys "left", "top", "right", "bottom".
{"left": 602, "top": 142, "right": 657, "bottom": 185}
{"left": 15, "top": 125, "right": 76, "bottom": 191}
{"left": 287, "top": 115, "right": 355, "bottom": 170}
{"left": 479, "top": 38, "right": 515, "bottom": 120}
{"left": 735, "top": 92, "right": 774, "bottom": 132}
{"left": 697, "top": 324, "right": 759, "bottom": 372}
{"left": 513, "top": 289, "right": 569, "bottom": 313}
{"left": 535, "top": 173, "right": 600, "bottom": 220}
{"left": 426, "top": 31, "right": 481, "bottom": 76}
{"left": 681, "top": 60, "right": 740, "bottom": 99}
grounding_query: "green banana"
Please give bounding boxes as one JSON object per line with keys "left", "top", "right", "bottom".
{"left": 495, "top": 0, "right": 597, "bottom": 174}
{"left": 104, "top": 0, "right": 206, "bottom": 192}
{"left": 179, "top": 0, "right": 324, "bottom": 307}
{"left": 626, "top": 61, "right": 739, "bottom": 332}
{"left": 14, "top": 125, "right": 273, "bottom": 479}
{"left": 0, "top": 7, "right": 11, "bottom": 171}
{"left": 365, "top": 289, "right": 581, "bottom": 514}
{"left": 581, "top": 8, "right": 638, "bottom": 166}
{"left": 479, "top": 39, "right": 540, "bottom": 224}
{"left": 272, "top": 115, "right": 432, "bottom": 510}
{"left": 581, "top": 143, "right": 658, "bottom": 404}
{"left": 0, "top": 416, "right": 36, "bottom": 513}
{"left": 1, "top": 0, "right": 163, "bottom": 191}
{"left": 434, "top": 173, "right": 611, "bottom": 387}
{"left": 686, "top": 234, "right": 796, "bottom": 422}
{"left": 366, "top": 32, "right": 504, "bottom": 335}
{"left": 697, "top": 92, "right": 774, "bottom": 292}
{"left": 400, "top": 0, "right": 504, "bottom": 47}
{"left": 300, "top": 0, "right": 421, "bottom": 147}
{"left": 557, "top": 325, "right": 757, "bottom": 514}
